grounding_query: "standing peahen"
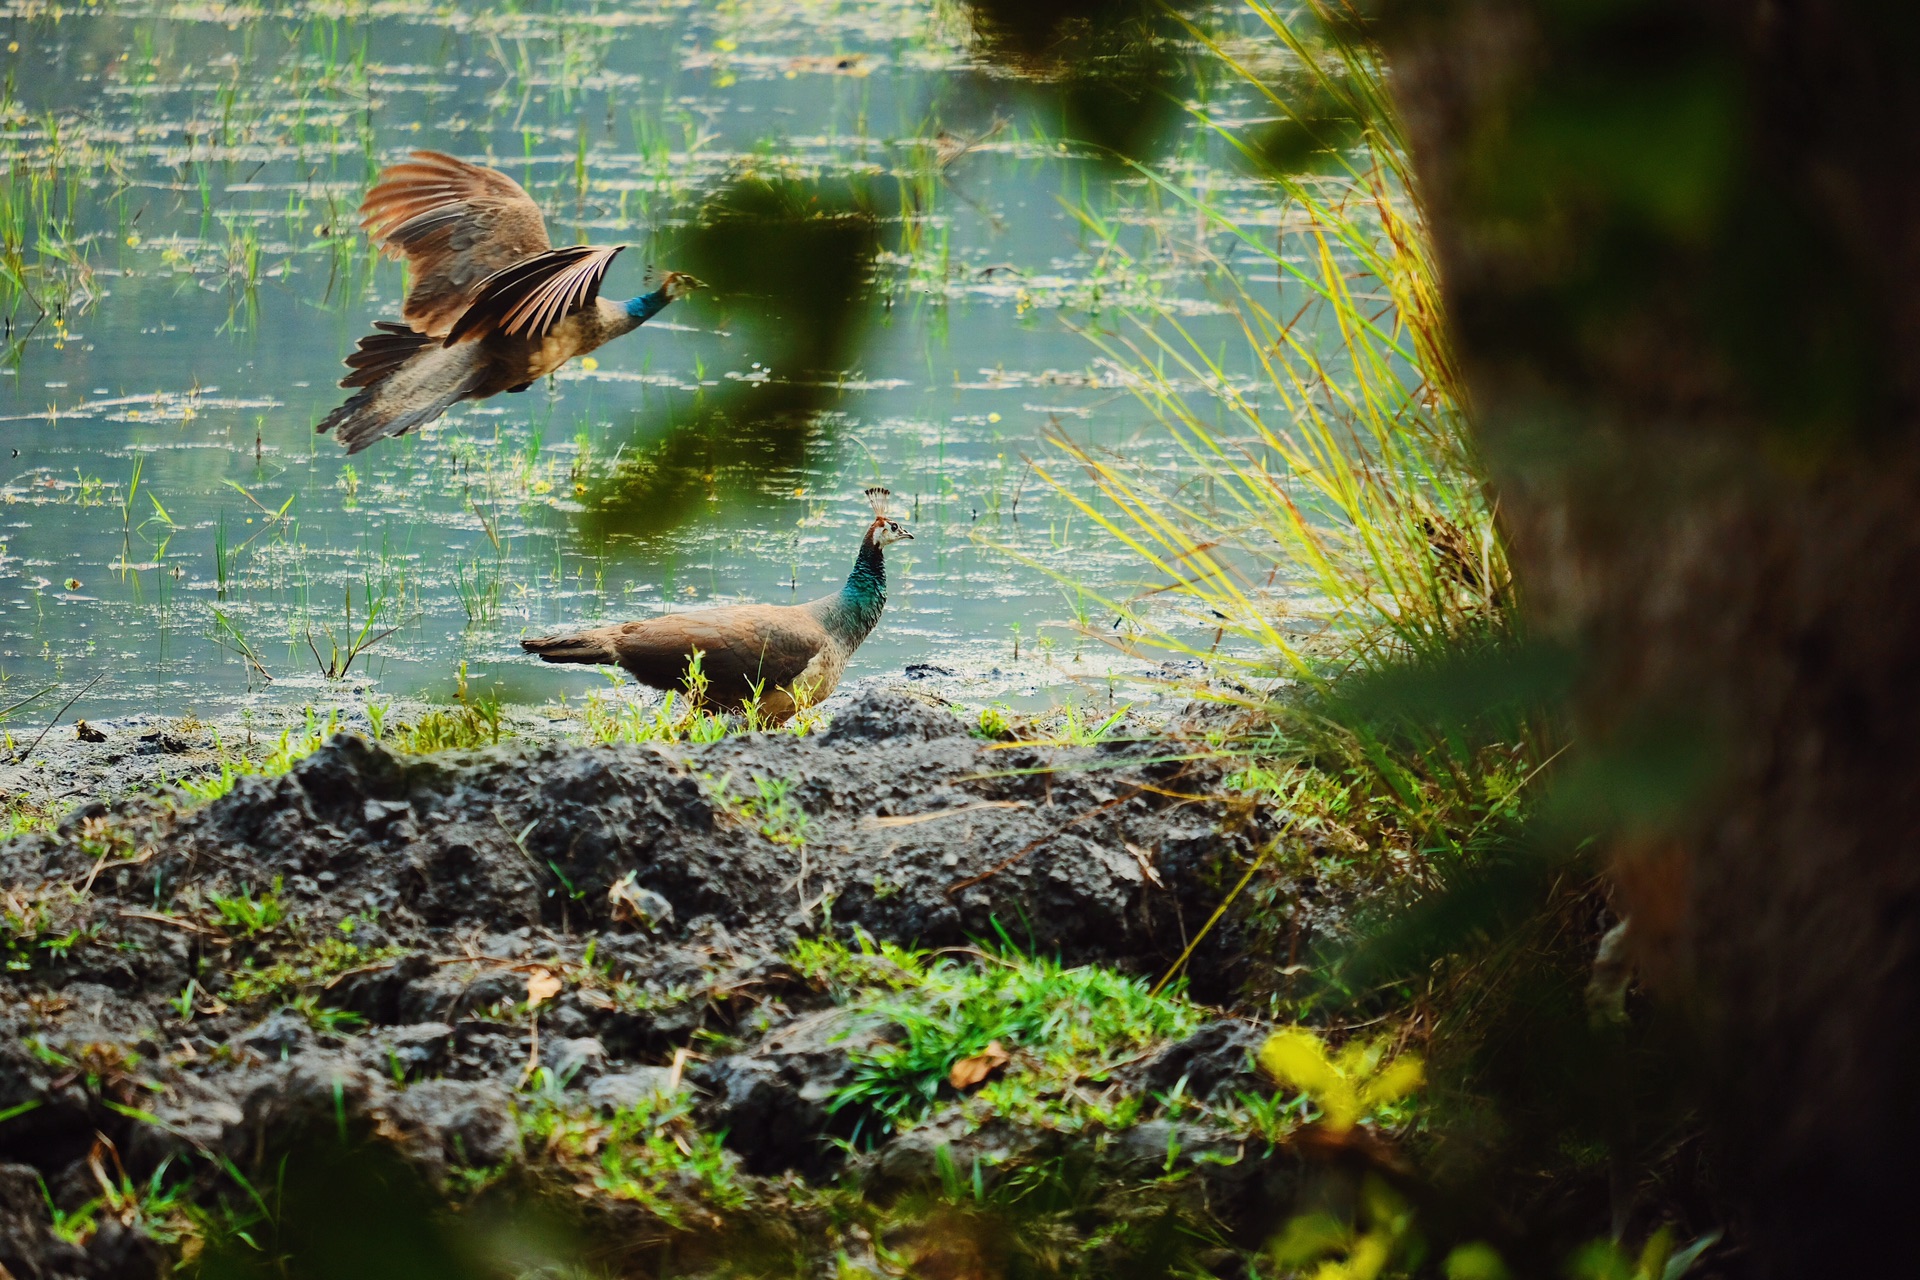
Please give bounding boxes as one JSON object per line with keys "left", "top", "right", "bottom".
{"left": 521, "top": 489, "right": 913, "bottom": 722}
{"left": 318, "top": 150, "right": 703, "bottom": 453}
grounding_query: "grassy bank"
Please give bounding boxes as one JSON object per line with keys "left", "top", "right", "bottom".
{"left": 1018, "top": 3, "right": 1718, "bottom": 1275}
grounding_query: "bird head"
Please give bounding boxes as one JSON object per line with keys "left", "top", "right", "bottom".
{"left": 656, "top": 271, "right": 707, "bottom": 301}
{"left": 867, "top": 517, "right": 913, "bottom": 548}
{"left": 863, "top": 487, "right": 914, "bottom": 547}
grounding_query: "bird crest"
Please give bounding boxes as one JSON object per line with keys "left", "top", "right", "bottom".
{"left": 862, "top": 488, "right": 912, "bottom": 546}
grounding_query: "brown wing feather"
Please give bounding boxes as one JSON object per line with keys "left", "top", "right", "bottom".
{"left": 606, "top": 606, "right": 828, "bottom": 706}
{"left": 443, "top": 244, "right": 626, "bottom": 347}
{"left": 360, "top": 150, "right": 551, "bottom": 338}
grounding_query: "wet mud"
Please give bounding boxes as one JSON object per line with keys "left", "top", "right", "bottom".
{"left": 0, "top": 691, "right": 1320, "bottom": 1278}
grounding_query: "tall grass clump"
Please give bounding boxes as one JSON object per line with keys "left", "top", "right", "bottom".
{"left": 1038, "top": 0, "right": 1539, "bottom": 863}
{"left": 1058, "top": 1, "right": 1497, "bottom": 673}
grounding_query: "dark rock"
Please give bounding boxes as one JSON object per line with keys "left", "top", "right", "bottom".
{"left": 367, "top": 1022, "right": 455, "bottom": 1081}
{"left": 0, "top": 1160, "right": 90, "bottom": 1280}
{"left": 446, "top": 1025, "right": 520, "bottom": 1079}
{"left": 443, "top": 971, "right": 523, "bottom": 1019}
{"left": 239, "top": 1012, "right": 308, "bottom": 1060}
{"left": 1111, "top": 1119, "right": 1237, "bottom": 1171}
{"left": 819, "top": 690, "right": 964, "bottom": 743}
{"left": 541, "top": 1035, "right": 606, "bottom": 1083}
{"left": 596, "top": 997, "right": 708, "bottom": 1058}
{"left": 50, "top": 984, "right": 161, "bottom": 1050}
{"left": 238, "top": 1053, "right": 388, "bottom": 1149}
{"left": 0, "top": 687, "right": 1290, "bottom": 1275}
{"left": 1128, "top": 1020, "right": 1270, "bottom": 1106}
{"left": 129, "top": 1074, "right": 245, "bottom": 1169}
{"left": 693, "top": 1008, "right": 884, "bottom": 1175}
{"left": 333, "top": 953, "right": 434, "bottom": 1025}
{"left": 84, "top": 1218, "right": 166, "bottom": 1280}
{"left": 289, "top": 734, "right": 417, "bottom": 831}
{"left": 586, "top": 1067, "right": 680, "bottom": 1113}
{"left": 870, "top": 1115, "right": 1058, "bottom": 1188}
{"left": 542, "top": 999, "right": 591, "bottom": 1038}
{"left": 387, "top": 1079, "right": 518, "bottom": 1173}
{"left": 362, "top": 798, "right": 412, "bottom": 830}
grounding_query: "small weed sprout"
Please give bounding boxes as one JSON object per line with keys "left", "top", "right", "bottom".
{"left": 705, "top": 773, "right": 809, "bottom": 847}
{"left": 208, "top": 877, "right": 286, "bottom": 936}
{"left": 225, "top": 933, "right": 400, "bottom": 1009}
{"left": 177, "top": 708, "right": 341, "bottom": 805}
{"left": 283, "top": 993, "right": 364, "bottom": 1036}
{"left": 972, "top": 703, "right": 1016, "bottom": 740}
{"left": 525, "top": 1090, "right": 746, "bottom": 1226}
{"left": 1256, "top": 1027, "right": 1424, "bottom": 1135}
{"left": 455, "top": 558, "right": 501, "bottom": 624}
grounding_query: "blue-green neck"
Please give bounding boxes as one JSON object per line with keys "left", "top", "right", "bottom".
{"left": 624, "top": 288, "right": 671, "bottom": 324}
{"left": 831, "top": 539, "right": 887, "bottom": 639}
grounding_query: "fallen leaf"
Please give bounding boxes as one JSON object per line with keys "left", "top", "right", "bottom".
{"left": 1125, "top": 841, "right": 1165, "bottom": 888}
{"left": 526, "top": 968, "right": 562, "bottom": 1008}
{"left": 948, "top": 1040, "right": 1011, "bottom": 1090}
{"left": 608, "top": 872, "right": 674, "bottom": 928}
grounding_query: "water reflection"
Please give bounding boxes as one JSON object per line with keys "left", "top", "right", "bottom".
{"left": 0, "top": 0, "right": 1262, "bottom": 719}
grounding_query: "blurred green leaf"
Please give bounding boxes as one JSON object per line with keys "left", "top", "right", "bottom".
{"left": 584, "top": 177, "right": 881, "bottom": 542}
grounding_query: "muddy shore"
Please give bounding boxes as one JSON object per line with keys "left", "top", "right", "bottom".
{"left": 0, "top": 688, "right": 1341, "bottom": 1278}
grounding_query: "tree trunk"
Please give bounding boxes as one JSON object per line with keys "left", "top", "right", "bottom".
{"left": 1382, "top": 1, "right": 1920, "bottom": 1270}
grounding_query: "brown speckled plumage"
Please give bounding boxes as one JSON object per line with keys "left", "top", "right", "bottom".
{"left": 318, "top": 151, "right": 700, "bottom": 453}
{"left": 524, "top": 495, "right": 914, "bottom": 723}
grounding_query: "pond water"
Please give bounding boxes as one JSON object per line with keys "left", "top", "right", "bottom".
{"left": 0, "top": 0, "right": 1291, "bottom": 723}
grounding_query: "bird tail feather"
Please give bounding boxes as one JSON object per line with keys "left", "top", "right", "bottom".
{"left": 319, "top": 326, "right": 482, "bottom": 454}
{"left": 341, "top": 321, "right": 432, "bottom": 388}
{"left": 521, "top": 631, "right": 616, "bottom": 665}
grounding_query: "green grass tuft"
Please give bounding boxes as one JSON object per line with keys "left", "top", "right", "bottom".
{"left": 175, "top": 709, "right": 341, "bottom": 806}
{"left": 792, "top": 932, "right": 1203, "bottom": 1142}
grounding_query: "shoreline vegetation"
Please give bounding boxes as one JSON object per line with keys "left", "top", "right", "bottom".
{"left": 0, "top": 2, "right": 1724, "bottom": 1279}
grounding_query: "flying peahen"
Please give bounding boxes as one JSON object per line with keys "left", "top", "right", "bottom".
{"left": 317, "top": 150, "right": 704, "bottom": 453}
{"left": 521, "top": 489, "right": 913, "bottom": 722}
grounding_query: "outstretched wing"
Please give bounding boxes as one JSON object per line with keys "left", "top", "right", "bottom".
{"left": 359, "top": 150, "right": 551, "bottom": 338}
{"left": 443, "top": 244, "right": 627, "bottom": 346}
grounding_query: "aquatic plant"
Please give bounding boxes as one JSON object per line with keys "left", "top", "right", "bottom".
{"left": 1044, "top": 3, "right": 1496, "bottom": 681}
{"left": 302, "top": 583, "right": 399, "bottom": 681}
{"left": 1020, "top": 0, "right": 1538, "bottom": 874}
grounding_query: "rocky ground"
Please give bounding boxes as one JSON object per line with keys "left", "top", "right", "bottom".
{"left": 0, "top": 663, "right": 1197, "bottom": 817}
{"left": 0, "top": 690, "right": 1350, "bottom": 1279}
